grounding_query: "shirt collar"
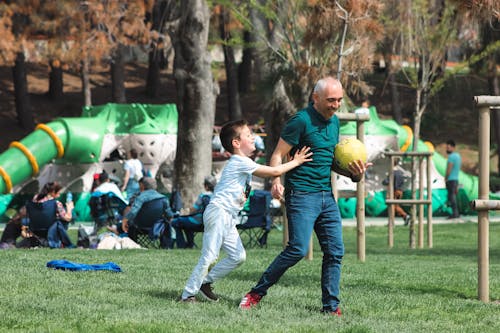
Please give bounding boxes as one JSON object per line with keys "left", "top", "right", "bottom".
{"left": 308, "top": 102, "right": 334, "bottom": 123}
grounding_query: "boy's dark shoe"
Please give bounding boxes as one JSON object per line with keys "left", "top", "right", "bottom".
{"left": 321, "top": 307, "right": 342, "bottom": 317}
{"left": 200, "top": 283, "right": 219, "bottom": 302}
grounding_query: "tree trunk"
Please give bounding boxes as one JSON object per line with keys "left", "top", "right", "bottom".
{"left": 81, "top": 58, "right": 92, "bottom": 107}
{"left": 111, "top": 45, "right": 127, "bottom": 103}
{"left": 265, "top": 79, "right": 295, "bottom": 162}
{"left": 249, "top": 2, "right": 294, "bottom": 171}
{"left": 146, "top": 0, "right": 165, "bottom": 98}
{"left": 489, "top": 64, "right": 500, "bottom": 175}
{"left": 12, "top": 52, "right": 34, "bottom": 130}
{"left": 238, "top": 30, "right": 254, "bottom": 94}
{"left": 481, "top": 19, "right": 500, "bottom": 175}
{"left": 146, "top": 49, "right": 161, "bottom": 98}
{"left": 390, "top": 72, "right": 403, "bottom": 124}
{"left": 49, "top": 61, "right": 64, "bottom": 100}
{"left": 408, "top": 89, "right": 424, "bottom": 249}
{"left": 172, "top": 0, "right": 217, "bottom": 208}
{"left": 219, "top": 6, "right": 242, "bottom": 121}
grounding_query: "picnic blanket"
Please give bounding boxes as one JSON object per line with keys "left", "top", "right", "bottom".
{"left": 46, "top": 260, "right": 122, "bottom": 272}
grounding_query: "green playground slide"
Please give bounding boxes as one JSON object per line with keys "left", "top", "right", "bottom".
{"left": 0, "top": 103, "right": 177, "bottom": 221}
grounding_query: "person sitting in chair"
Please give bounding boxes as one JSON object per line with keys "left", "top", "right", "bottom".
{"left": 171, "top": 175, "right": 217, "bottom": 249}
{"left": 24, "top": 182, "right": 75, "bottom": 248}
{"left": 93, "top": 171, "right": 128, "bottom": 204}
{"left": 121, "top": 177, "right": 174, "bottom": 246}
{"left": 0, "top": 206, "right": 27, "bottom": 249}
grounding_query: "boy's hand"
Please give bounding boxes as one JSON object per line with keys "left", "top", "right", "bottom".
{"left": 292, "top": 146, "right": 313, "bottom": 165}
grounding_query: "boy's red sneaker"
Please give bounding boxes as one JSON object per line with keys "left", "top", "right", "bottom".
{"left": 239, "top": 292, "right": 262, "bottom": 309}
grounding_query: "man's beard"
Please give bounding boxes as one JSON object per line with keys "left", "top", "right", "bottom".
{"left": 446, "top": 150, "right": 452, "bottom": 154}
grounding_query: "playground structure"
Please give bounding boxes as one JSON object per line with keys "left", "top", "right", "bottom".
{"left": 0, "top": 103, "right": 178, "bottom": 222}
{"left": 0, "top": 102, "right": 496, "bottom": 224}
{"left": 469, "top": 95, "right": 500, "bottom": 303}
{"left": 385, "top": 151, "right": 433, "bottom": 249}
{"left": 336, "top": 106, "right": 490, "bottom": 219}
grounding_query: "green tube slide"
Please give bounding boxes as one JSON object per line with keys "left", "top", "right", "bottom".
{"left": 0, "top": 118, "right": 106, "bottom": 194}
{"left": 0, "top": 103, "right": 178, "bottom": 196}
{"left": 0, "top": 103, "right": 179, "bottom": 225}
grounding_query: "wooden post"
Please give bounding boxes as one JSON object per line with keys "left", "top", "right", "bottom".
{"left": 388, "top": 156, "right": 395, "bottom": 248}
{"left": 282, "top": 203, "right": 288, "bottom": 248}
{"left": 426, "top": 155, "right": 433, "bottom": 248}
{"left": 418, "top": 157, "right": 424, "bottom": 248}
{"left": 305, "top": 237, "right": 313, "bottom": 261}
{"left": 476, "top": 98, "right": 491, "bottom": 303}
{"left": 356, "top": 120, "right": 366, "bottom": 262}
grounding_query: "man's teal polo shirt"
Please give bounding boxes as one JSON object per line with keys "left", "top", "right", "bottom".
{"left": 447, "top": 152, "right": 461, "bottom": 181}
{"left": 281, "top": 103, "right": 339, "bottom": 192}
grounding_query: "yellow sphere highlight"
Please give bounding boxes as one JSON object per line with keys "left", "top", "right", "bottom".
{"left": 334, "top": 137, "right": 367, "bottom": 171}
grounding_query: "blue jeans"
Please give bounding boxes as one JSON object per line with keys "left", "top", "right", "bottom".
{"left": 171, "top": 216, "right": 203, "bottom": 248}
{"left": 126, "top": 179, "right": 140, "bottom": 201}
{"left": 251, "top": 191, "right": 344, "bottom": 311}
{"left": 446, "top": 180, "right": 459, "bottom": 217}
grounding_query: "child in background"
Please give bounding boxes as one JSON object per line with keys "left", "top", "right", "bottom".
{"left": 180, "top": 119, "right": 313, "bottom": 302}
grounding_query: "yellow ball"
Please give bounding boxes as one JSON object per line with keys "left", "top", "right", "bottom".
{"left": 334, "top": 137, "right": 367, "bottom": 171}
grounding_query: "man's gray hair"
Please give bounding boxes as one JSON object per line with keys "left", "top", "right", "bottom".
{"left": 140, "top": 177, "right": 157, "bottom": 190}
{"left": 313, "top": 77, "right": 342, "bottom": 93}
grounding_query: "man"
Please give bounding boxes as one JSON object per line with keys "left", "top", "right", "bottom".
{"left": 121, "top": 177, "right": 173, "bottom": 234}
{"left": 445, "top": 140, "right": 461, "bottom": 219}
{"left": 239, "top": 77, "right": 370, "bottom": 316}
{"left": 382, "top": 158, "right": 411, "bottom": 226}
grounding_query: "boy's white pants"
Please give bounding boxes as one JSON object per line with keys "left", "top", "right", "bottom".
{"left": 182, "top": 204, "right": 246, "bottom": 299}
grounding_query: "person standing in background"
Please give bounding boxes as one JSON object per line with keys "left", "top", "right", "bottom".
{"left": 382, "top": 158, "right": 411, "bottom": 226}
{"left": 121, "top": 148, "right": 143, "bottom": 200}
{"left": 445, "top": 140, "right": 461, "bottom": 219}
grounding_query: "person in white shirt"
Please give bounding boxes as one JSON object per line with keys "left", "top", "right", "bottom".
{"left": 180, "top": 119, "right": 313, "bottom": 303}
{"left": 94, "top": 172, "right": 128, "bottom": 204}
{"left": 121, "top": 148, "right": 143, "bottom": 200}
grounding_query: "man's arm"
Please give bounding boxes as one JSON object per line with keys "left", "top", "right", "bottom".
{"left": 446, "top": 161, "right": 453, "bottom": 181}
{"left": 270, "top": 138, "right": 293, "bottom": 200}
{"left": 122, "top": 196, "right": 144, "bottom": 232}
{"left": 332, "top": 160, "right": 370, "bottom": 183}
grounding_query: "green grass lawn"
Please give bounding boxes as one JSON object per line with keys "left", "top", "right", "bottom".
{"left": 1, "top": 222, "right": 499, "bottom": 333}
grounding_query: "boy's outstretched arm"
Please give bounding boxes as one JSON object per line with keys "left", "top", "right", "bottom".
{"left": 252, "top": 139, "right": 312, "bottom": 179}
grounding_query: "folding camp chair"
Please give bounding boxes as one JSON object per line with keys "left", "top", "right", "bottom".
{"left": 128, "top": 197, "right": 171, "bottom": 249}
{"left": 171, "top": 194, "right": 211, "bottom": 248}
{"left": 25, "top": 199, "right": 73, "bottom": 248}
{"left": 88, "top": 192, "right": 128, "bottom": 236}
{"left": 237, "top": 190, "right": 272, "bottom": 248}
{"left": 25, "top": 199, "right": 58, "bottom": 245}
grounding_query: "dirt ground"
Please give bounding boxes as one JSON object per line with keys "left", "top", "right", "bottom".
{"left": 0, "top": 63, "right": 488, "bottom": 175}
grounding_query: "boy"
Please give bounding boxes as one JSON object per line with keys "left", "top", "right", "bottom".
{"left": 180, "top": 119, "right": 312, "bottom": 302}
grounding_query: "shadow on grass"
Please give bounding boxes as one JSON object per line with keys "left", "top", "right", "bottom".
{"left": 148, "top": 289, "right": 181, "bottom": 301}
{"left": 147, "top": 288, "right": 243, "bottom": 306}
{"left": 344, "top": 279, "right": 473, "bottom": 301}
{"left": 362, "top": 246, "right": 500, "bottom": 262}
